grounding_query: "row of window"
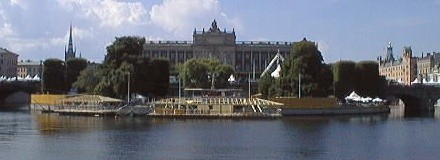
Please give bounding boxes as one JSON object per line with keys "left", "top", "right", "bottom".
{"left": 17, "top": 67, "right": 40, "bottom": 73}
{"left": 142, "top": 49, "right": 290, "bottom": 72}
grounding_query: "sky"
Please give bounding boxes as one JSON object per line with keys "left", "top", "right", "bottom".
{"left": 0, "top": 0, "right": 439, "bottom": 63}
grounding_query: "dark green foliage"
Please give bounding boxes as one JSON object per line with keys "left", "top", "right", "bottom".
{"left": 105, "top": 36, "right": 145, "bottom": 68}
{"left": 355, "top": 61, "right": 380, "bottom": 97}
{"left": 277, "top": 39, "right": 332, "bottom": 97}
{"left": 152, "top": 59, "right": 170, "bottom": 96}
{"left": 65, "top": 58, "right": 88, "bottom": 91}
{"left": 332, "top": 61, "right": 381, "bottom": 99}
{"left": 332, "top": 61, "right": 357, "bottom": 99}
{"left": 318, "top": 64, "right": 334, "bottom": 96}
{"left": 180, "top": 58, "right": 234, "bottom": 89}
{"left": 72, "top": 65, "right": 103, "bottom": 93}
{"left": 74, "top": 36, "right": 169, "bottom": 99}
{"left": 43, "top": 58, "right": 66, "bottom": 94}
{"left": 258, "top": 74, "right": 276, "bottom": 99}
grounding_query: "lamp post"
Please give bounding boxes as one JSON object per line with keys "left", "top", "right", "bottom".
{"left": 208, "top": 72, "right": 217, "bottom": 89}
{"left": 248, "top": 73, "right": 251, "bottom": 98}
{"left": 127, "top": 72, "right": 130, "bottom": 104}
{"left": 298, "top": 73, "right": 301, "bottom": 98}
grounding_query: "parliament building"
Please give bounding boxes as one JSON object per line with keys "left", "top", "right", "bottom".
{"left": 142, "top": 20, "right": 295, "bottom": 75}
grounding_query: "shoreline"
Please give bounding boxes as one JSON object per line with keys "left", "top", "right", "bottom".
{"left": 281, "top": 105, "right": 390, "bottom": 116}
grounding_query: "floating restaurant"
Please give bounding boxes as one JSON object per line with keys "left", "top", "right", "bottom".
{"left": 150, "top": 88, "right": 283, "bottom": 118}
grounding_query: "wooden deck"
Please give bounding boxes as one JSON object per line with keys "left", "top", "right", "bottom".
{"left": 148, "top": 113, "right": 282, "bottom": 119}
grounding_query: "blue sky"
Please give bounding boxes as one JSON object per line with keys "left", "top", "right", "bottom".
{"left": 0, "top": 0, "right": 439, "bottom": 63}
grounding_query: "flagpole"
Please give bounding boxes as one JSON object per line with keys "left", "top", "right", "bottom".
{"left": 298, "top": 73, "right": 301, "bottom": 98}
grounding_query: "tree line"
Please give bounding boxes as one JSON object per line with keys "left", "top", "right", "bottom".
{"left": 43, "top": 36, "right": 170, "bottom": 99}
{"left": 42, "top": 58, "right": 88, "bottom": 94}
{"left": 258, "top": 38, "right": 383, "bottom": 99}
{"left": 42, "top": 36, "right": 382, "bottom": 100}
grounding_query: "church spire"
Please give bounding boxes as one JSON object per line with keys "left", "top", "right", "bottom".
{"left": 65, "top": 23, "right": 76, "bottom": 61}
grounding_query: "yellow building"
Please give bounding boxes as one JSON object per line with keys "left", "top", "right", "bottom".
{"left": 378, "top": 43, "right": 417, "bottom": 85}
{"left": 17, "top": 60, "right": 42, "bottom": 78}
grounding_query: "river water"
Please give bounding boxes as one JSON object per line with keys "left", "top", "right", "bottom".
{"left": 1, "top": 105, "right": 440, "bottom": 160}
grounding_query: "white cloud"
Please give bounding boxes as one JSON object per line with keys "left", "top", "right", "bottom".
{"left": 10, "top": 0, "right": 28, "bottom": 9}
{"left": 220, "top": 12, "right": 244, "bottom": 31}
{"left": 150, "top": 0, "right": 220, "bottom": 33}
{"left": 0, "top": 10, "right": 16, "bottom": 38}
{"left": 57, "top": 0, "right": 149, "bottom": 28}
{"left": 0, "top": 23, "right": 15, "bottom": 37}
{"left": 72, "top": 27, "right": 94, "bottom": 40}
{"left": 318, "top": 41, "right": 330, "bottom": 53}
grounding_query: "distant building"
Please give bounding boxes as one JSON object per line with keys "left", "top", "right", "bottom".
{"left": 378, "top": 43, "right": 417, "bottom": 85}
{"left": 65, "top": 24, "right": 76, "bottom": 61}
{"left": 378, "top": 43, "right": 440, "bottom": 85}
{"left": 142, "top": 20, "right": 296, "bottom": 75}
{"left": 17, "top": 60, "right": 42, "bottom": 78}
{"left": 0, "top": 48, "right": 18, "bottom": 77}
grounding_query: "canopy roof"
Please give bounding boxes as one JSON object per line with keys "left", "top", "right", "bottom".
{"left": 271, "top": 64, "right": 281, "bottom": 78}
{"left": 60, "top": 95, "right": 123, "bottom": 104}
{"left": 345, "top": 91, "right": 361, "bottom": 99}
{"left": 228, "top": 74, "right": 236, "bottom": 82}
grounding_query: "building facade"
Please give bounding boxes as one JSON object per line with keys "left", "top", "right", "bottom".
{"left": 378, "top": 43, "right": 440, "bottom": 85}
{"left": 0, "top": 48, "right": 18, "bottom": 77}
{"left": 378, "top": 43, "right": 417, "bottom": 85}
{"left": 17, "top": 60, "right": 42, "bottom": 78}
{"left": 142, "top": 20, "right": 294, "bottom": 74}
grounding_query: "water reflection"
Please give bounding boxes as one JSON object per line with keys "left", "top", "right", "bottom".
{"left": 2, "top": 105, "right": 440, "bottom": 159}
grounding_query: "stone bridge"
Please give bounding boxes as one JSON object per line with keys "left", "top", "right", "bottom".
{"left": 386, "top": 84, "right": 440, "bottom": 116}
{"left": 0, "top": 81, "right": 41, "bottom": 104}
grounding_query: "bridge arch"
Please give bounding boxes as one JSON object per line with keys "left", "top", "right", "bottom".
{"left": 386, "top": 84, "right": 440, "bottom": 117}
{"left": 0, "top": 81, "right": 41, "bottom": 105}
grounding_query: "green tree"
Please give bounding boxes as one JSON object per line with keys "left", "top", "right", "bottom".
{"left": 105, "top": 36, "right": 145, "bottom": 68}
{"left": 65, "top": 58, "right": 88, "bottom": 91}
{"left": 72, "top": 65, "right": 102, "bottom": 93}
{"left": 43, "top": 58, "right": 66, "bottom": 94}
{"left": 355, "top": 61, "right": 380, "bottom": 97}
{"left": 332, "top": 61, "right": 357, "bottom": 99}
{"left": 258, "top": 74, "right": 276, "bottom": 99}
{"left": 277, "top": 38, "right": 332, "bottom": 97}
{"left": 151, "top": 59, "right": 170, "bottom": 97}
{"left": 180, "top": 58, "right": 234, "bottom": 89}
{"left": 74, "top": 36, "right": 170, "bottom": 99}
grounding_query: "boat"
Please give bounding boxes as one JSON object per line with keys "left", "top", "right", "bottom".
{"left": 271, "top": 97, "right": 390, "bottom": 116}
{"left": 280, "top": 105, "right": 390, "bottom": 116}
{"left": 45, "top": 94, "right": 125, "bottom": 116}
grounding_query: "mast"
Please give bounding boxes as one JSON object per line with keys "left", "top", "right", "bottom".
{"left": 298, "top": 74, "right": 301, "bottom": 98}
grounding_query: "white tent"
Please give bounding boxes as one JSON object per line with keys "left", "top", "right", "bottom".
{"left": 17, "top": 76, "right": 24, "bottom": 81}
{"left": 24, "top": 75, "right": 32, "bottom": 81}
{"left": 372, "top": 97, "right": 383, "bottom": 102}
{"left": 422, "top": 78, "right": 428, "bottom": 84}
{"left": 397, "top": 78, "right": 404, "bottom": 84}
{"left": 411, "top": 78, "right": 420, "bottom": 84}
{"left": 361, "top": 97, "right": 373, "bottom": 103}
{"left": 32, "top": 75, "right": 41, "bottom": 81}
{"left": 271, "top": 64, "right": 281, "bottom": 78}
{"left": 428, "top": 78, "right": 435, "bottom": 84}
{"left": 228, "top": 74, "right": 236, "bottom": 82}
{"left": 6, "top": 77, "right": 14, "bottom": 82}
{"left": 345, "top": 91, "right": 361, "bottom": 101}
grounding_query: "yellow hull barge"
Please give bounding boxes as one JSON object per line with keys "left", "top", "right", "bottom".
{"left": 151, "top": 97, "right": 283, "bottom": 119}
